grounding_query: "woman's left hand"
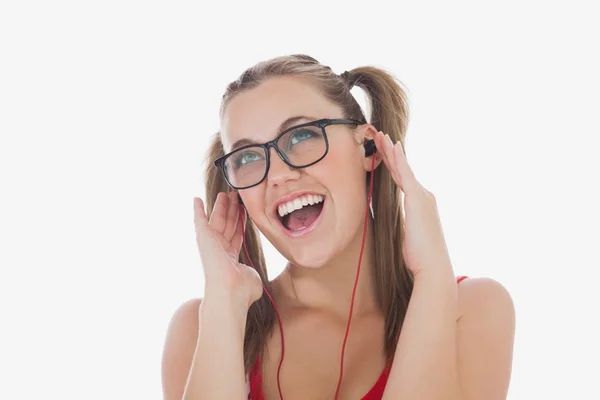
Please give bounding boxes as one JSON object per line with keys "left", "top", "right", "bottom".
{"left": 373, "top": 131, "right": 454, "bottom": 278}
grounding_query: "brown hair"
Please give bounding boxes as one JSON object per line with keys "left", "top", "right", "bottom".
{"left": 203, "top": 54, "right": 414, "bottom": 372}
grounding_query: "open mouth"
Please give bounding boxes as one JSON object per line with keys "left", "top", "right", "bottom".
{"left": 277, "top": 194, "right": 325, "bottom": 233}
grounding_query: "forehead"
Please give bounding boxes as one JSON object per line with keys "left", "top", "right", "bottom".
{"left": 221, "top": 75, "right": 342, "bottom": 151}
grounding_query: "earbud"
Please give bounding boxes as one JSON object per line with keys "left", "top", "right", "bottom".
{"left": 237, "top": 192, "right": 246, "bottom": 212}
{"left": 364, "top": 139, "right": 377, "bottom": 157}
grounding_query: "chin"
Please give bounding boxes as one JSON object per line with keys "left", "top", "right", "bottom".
{"left": 285, "top": 247, "right": 333, "bottom": 269}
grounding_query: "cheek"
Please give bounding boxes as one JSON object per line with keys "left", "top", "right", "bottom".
{"left": 322, "top": 138, "right": 359, "bottom": 173}
{"left": 319, "top": 145, "right": 365, "bottom": 191}
{"left": 239, "top": 186, "right": 266, "bottom": 217}
{"left": 314, "top": 150, "right": 367, "bottom": 219}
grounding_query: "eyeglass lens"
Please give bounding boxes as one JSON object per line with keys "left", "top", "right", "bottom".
{"left": 223, "top": 125, "right": 327, "bottom": 188}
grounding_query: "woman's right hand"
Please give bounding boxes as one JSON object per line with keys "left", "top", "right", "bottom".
{"left": 193, "top": 192, "right": 263, "bottom": 307}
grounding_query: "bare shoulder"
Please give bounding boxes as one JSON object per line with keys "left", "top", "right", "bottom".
{"left": 161, "top": 298, "right": 203, "bottom": 400}
{"left": 457, "top": 277, "right": 515, "bottom": 322}
{"left": 455, "top": 277, "right": 516, "bottom": 398}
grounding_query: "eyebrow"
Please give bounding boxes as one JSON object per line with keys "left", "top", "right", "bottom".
{"left": 229, "top": 115, "right": 314, "bottom": 151}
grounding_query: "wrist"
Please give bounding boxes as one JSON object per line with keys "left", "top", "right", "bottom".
{"left": 203, "top": 286, "right": 250, "bottom": 310}
{"left": 200, "top": 293, "right": 249, "bottom": 335}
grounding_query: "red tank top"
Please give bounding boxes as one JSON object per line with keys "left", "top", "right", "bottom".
{"left": 247, "top": 275, "right": 469, "bottom": 400}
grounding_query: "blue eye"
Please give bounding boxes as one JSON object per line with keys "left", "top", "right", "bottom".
{"left": 289, "top": 128, "right": 319, "bottom": 145}
{"left": 233, "top": 150, "right": 264, "bottom": 168}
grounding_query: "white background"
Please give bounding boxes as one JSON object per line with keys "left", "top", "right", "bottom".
{"left": 1, "top": 1, "right": 599, "bottom": 399}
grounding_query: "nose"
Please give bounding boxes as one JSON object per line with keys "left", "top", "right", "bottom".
{"left": 266, "top": 147, "right": 301, "bottom": 188}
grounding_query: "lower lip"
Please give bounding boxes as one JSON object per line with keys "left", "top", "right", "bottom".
{"left": 279, "top": 198, "right": 327, "bottom": 238}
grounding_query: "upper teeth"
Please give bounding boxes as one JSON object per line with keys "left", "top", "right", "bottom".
{"left": 278, "top": 194, "right": 324, "bottom": 218}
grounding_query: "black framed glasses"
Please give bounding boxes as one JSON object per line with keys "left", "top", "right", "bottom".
{"left": 214, "top": 118, "right": 364, "bottom": 190}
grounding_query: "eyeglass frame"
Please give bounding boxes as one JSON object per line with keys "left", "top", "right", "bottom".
{"left": 213, "top": 118, "right": 366, "bottom": 190}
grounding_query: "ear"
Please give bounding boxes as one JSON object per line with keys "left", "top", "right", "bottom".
{"left": 355, "top": 124, "right": 383, "bottom": 172}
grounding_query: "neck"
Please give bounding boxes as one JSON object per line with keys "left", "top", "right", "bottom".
{"left": 274, "top": 217, "right": 380, "bottom": 318}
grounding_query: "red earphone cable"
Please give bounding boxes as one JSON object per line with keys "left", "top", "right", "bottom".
{"left": 240, "top": 154, "right": 376, "bottom": 400}
{"left": 240, "top": 215, "right": 286, "bottom": 400}
{"left": 333, "top": 153, "right": 376, "bottom": 400}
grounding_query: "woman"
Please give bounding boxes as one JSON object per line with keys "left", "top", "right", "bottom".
{"left": 162, "top": 54, "right": 515, "bottom": 400}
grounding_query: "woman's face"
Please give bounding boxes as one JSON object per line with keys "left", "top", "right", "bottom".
{"left": 221, "top": 75, "right": 372, "bottom": 268}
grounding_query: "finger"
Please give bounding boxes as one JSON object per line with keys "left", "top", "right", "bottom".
{"left": 392, "top": 140, "right": 420, "bottom": 194}
{"left": 385, "top": 134, "right": 403, "bottom": 181}
{"left": 194, "top": 198, "right": 216, "bottom": 255}
{"left": 231, "top": 205, "right": 246, "bottom": 256}
{"left": 208, "top": 192, "right": 229, "bottom": 234}
{"left": 193, "top": 197, "right": 209, "bottom": 230}
{"left": 223, "top": 191, "right": 240, "bottom": 241}
{"left": 374, "top": 131, "right": 393, "bottom": 175}
{"left": 379, "top": 132, "right": 403, "bottom": 187}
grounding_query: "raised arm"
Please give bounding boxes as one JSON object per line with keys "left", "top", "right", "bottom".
{"left": 161, "top": 193, "right": 263, "bottom": 399}
{"left": 162, "top": 294, "right": 251, "bottom": 400}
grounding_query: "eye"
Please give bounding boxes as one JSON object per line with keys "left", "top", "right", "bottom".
{"left": 289, "top": 128, "right": 319, "bottom": 146}
{"left": 233, "top": 149, "right": 264, "bottom": 168}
